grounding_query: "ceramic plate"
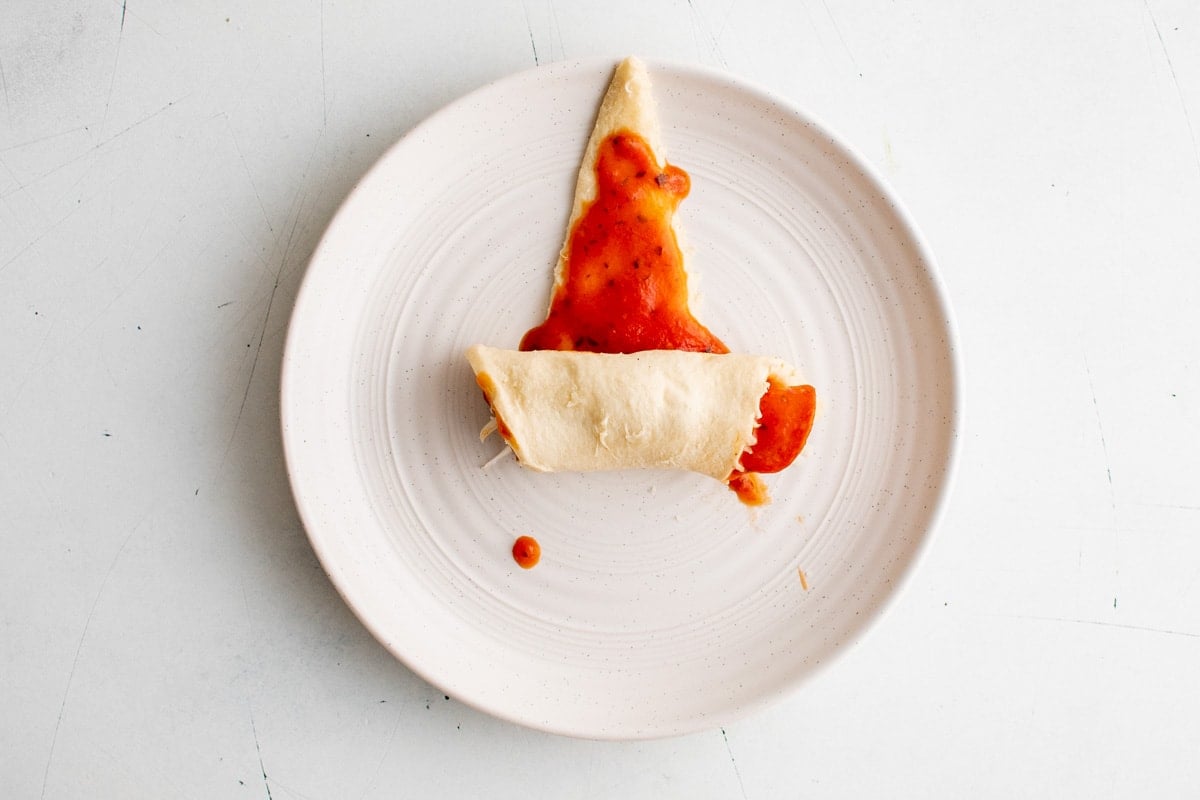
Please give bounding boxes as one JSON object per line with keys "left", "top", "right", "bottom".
{"left": 281, "top": 59, "right": 959, "bottom": 739}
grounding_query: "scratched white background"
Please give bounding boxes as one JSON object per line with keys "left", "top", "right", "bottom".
{"left": 3, "top": 1, "right": 1199, "bottom": 797}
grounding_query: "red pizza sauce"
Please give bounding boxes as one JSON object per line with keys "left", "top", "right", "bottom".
{"left": 512, "top": 535, "right": 541, "bottom": 569}
{"left": 519, "top": 129, "right": 815, "bottom": 502}
{"left": 520, "top": 131, "right": 727, "bottom": 355}
{"left": 727, "top": 471, "right": 770, "bottom": 506}
{"left": 739, "top": 379, "right": 816, "bottom": 474}
{"left": 728, "top": 379, "right": 817, "bottom": 505}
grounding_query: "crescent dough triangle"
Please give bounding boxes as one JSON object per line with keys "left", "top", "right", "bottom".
{"left": 554, "top": 57, "right": 664, "bottom": 293}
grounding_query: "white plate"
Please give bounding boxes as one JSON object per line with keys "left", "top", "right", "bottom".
{"left": 281, "top": 58, "right": 960, "bottom": 739}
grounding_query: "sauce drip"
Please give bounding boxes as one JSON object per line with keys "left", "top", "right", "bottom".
{"left": 738, "top": 380, "right": 816, "bottom": 474}
{"left": 512, "top": 535, "right": 541, "bottom": 569}
{"left": 728, "top": 380, "right": 817, "bottom": 503}
{"left": 518, "top": 129, "right": 815, "bottom": 503}
{"left": 727, "top": 471, "right": 769, "bottom": 506}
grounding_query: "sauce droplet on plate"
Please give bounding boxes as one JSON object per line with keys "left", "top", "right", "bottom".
{"left": 512, "top": 535, "right": 541, "bottom": 569}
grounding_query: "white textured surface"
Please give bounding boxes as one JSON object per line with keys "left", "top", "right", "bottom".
{"left": 282, "top": 59, "right": 956, "bottom": 738}
{"left": 3, "top": 1, "right": 1199, "bottom": 796}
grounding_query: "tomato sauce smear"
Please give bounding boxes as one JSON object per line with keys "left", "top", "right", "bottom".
{"left": 519, "top": 129, "right": 815, "bottom": 503}
{"left": 520, "top": 131, "right": 726, "bottom": 355}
